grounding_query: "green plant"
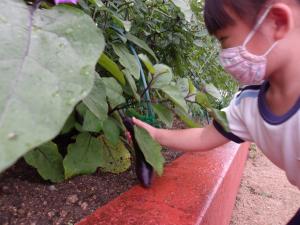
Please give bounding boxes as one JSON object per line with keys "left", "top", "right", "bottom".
{"left": 0, "top": 0, "right": 238, "bottom": 183}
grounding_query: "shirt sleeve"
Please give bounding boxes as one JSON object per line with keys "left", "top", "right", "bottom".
{"left": 213, "top": 92, "right": 252, "bottom": 143}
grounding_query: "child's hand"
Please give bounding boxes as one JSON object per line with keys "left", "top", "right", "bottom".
{"left": 132, "top": 117, "right": 157, "bottom": 140}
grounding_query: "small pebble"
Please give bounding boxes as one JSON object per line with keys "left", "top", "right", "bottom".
{"left": 48, "top": 185, "right": 57, "bottom": 191}
{"left": 17, "top": 208, "right": 25, "bottom": 215}
{"left": 47, "top": 211, "right": 55, "bottom": 219}
{"left": 80, "top": 202, "right": 88, "bottom": 210}
{"left": 66, "top": 194, "right": 79, "bottom": 204}
{"left": 2, "top": 186, "right": 9, "bottom": 191}
{"left": 59, "top": 210, "right": 68, "bottom": 217}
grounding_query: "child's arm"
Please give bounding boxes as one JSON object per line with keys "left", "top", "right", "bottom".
{"left": 132, "top": 117, "right": 230, "bottom": 152}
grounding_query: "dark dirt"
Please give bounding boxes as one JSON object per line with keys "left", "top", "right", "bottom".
{"left": 0, "top": 119, "right": 186, "bottom": 225}
{"left": 0, "top": 150, "right": 182, "bottom": 225}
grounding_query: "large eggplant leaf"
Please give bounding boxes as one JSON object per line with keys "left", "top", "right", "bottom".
{"left": 83, "top": 76, "right": 108, "bottom": 122}
{"left": 82, "top": 109, "right": 103, "bottom": 133}
{"left": 123, "top": 69, "right": 140, "bottom": 102}
{"left": 138, "top": 54, "right": 155, "bottom": 75}
{"left": 134, "top": 126, "right": 165, "bottom": 176}
{"left": 98, "top": 53, "right": 126, "bottom": 86}
{"left": 204, "top": 83, "right": 222, "bottom": 100}
{"left": 63, "top": 133, "right": 103, "bottom": 179}
{"left": 126, "top": 33, "right": 158, "bottom": 62}
{"left": 160, "top": 85, "right": 188, "bottom": 113}
{"left": 0, "top": 1, "right": 105, "bottom": 172}
{"left": 60, "top": 111, "right": 76, "bottom": 135}
{"left": 87, "top": 0, "right": 104, "bottom": 8}
{"left": 210, "top": 108, "right": 230, "bottom": 132}
{"left": 78, "top": 98, "right": 103, "bottom": 133}
{"left": 151, "top": 64, "right": 173, "bottom": 89}
{"left": 176, "top": 78, "right": 189, "bottom": 97}
{"left": 171, "top": 0, "right": 194, "bottom": 22}
{"left": 152, "top": 104, "right": 174, "bottom": 128}
{"left": 174, "top": 106, "right": 200, "bottom": 128}
{"left": 103, "top": 117, "right": 120, "bottom": 146}
{"left": 102, "top": 77, "right": 125, "bottom": 108}
{"left": 112, "top": 44, "right": 140, "bottom": 80}
{"left": 97, "top": 136, "right": 131, "bottom": 173}
{"left": 24, "top": 142, "right": 64, "bottom": 183}
{"left": 196, "top": 92, "right": 212, "bottom": 108}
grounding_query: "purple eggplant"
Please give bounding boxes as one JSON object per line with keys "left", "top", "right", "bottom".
{"left": 122, "top": 117, "right": 154, "bottom": 188}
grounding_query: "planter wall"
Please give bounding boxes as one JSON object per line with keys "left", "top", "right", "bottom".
{"left": 77, "top": 142, "right": 249, "bottom": 225}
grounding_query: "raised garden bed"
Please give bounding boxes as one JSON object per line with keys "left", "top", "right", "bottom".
{"left": 77, "top": 142, "right": 249, "bottom": 225}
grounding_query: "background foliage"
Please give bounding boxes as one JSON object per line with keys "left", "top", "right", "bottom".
{"left": 0, "top": 0, "right": 238, "bottom": 182}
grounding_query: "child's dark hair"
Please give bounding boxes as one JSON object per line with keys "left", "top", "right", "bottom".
{"left": 204, "top": 0, "right": 269, "bottom": 34}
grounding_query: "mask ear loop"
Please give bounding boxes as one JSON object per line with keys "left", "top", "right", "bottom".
{"left": 242, "top": 6, "right": 273, "bottom": 48}
{"left": 262, "top": 41, "right": 278, "bottom": 57}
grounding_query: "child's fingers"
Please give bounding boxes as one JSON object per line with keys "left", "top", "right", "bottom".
{"left": 132, "top": 117, "right": 156, "bottom": 138}
{"left": 132, "top": 117, "right": 149, "bottom": 128}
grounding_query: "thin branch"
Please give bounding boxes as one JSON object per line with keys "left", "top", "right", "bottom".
{"left": 140, "top": 76, "right": 154, "bottom": 99}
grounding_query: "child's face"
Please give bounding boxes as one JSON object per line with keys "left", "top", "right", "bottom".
{"left": 214, "top": 6, "right": 273, "bottom": 55}
{"left": 214, "top": 2, "right": 300, "bottom": 82}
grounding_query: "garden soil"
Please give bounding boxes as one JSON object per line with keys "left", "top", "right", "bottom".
{"left": 230, "top": 145, "right": 300, "bottom": 225}
{"left": 0, "top": 150, "right": 182, "bottom": 225}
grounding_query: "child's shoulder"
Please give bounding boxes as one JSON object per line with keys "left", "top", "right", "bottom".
{"left": 234, "top": 83, "right": 263, "bottom": 106}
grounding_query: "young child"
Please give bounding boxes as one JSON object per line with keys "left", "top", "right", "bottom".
{"left": 133, "top": 0, "right": 300, "bottom": 224}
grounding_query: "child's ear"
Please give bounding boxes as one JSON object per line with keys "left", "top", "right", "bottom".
{"left": 269, "top": 3, "right": 294, "bottom": 40}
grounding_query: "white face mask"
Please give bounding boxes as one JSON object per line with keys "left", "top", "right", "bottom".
{"left": 219, "top": 6, "right": 278, "bottom": 85}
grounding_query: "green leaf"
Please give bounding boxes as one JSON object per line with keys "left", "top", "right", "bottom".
{"left": 176, "top": 78, "right": 189, "bottom": 97}
{"left": 152, "top": 104, "right": 174, "bottom": 128}
{"left": 193, "top": 39, "right": 203, "bottom": 47}
{"left": 97, "top": 136, "right": 131, "bottom": 173}
{"left": 103, "top": 117, "right": 120, "bottom": 146}
{"left": 122, "top": 21, "right": 132, "bottom": 32}
{"left": 138, "top": 54, "right": 155, "bottom": 74}
{"left": 187, "top": 79, "right": 197, "bottom": 101}
{"left": 102, "top": 77, "right": 126, "bottom": 108}
{"left": 112, "top": 44, "right": 140, "bottom": 80}
{"left": 152, "top": 64, "right": 173, "bottom": 89}
{"left": 210, "top": 108, "right": 230, "bottom": 132}
{"left": 24, "top": 142, "right": 64, "bottom": 183}
{"left": 60, "top": 111, "right": 76, "bottom": 135}
{"left": 188, "top": 79, "right": 197, "bottom": 94}
{"left": 63, "top": 133, "right": 103, "bottom": 179}
{"left": 0, "top": 1, "right": 105, "bottom": 172}
{"left": 98, "top": 53, "right": 126, "bottom": 86}
{"left": 174, "top": 107, "right": 200, "bottom": 128}
{"left": 87, "top": 0, "right": 104, "bottom": 8}
{"left": 196, "top": 92, "right": 212, "bottom": 108}
{"left": 83, "top": 76, "right": 108, "bottom": 121}
{"left": 123, "top": 69, "right": 140, "bottom": 102}
{"left": 161, "top": 85, "right": 188, "bottom": 113}
{"left": 78, "top": 0, "right": 92, "bottom": 14}
{"left": 105, "top": 9, "right": 132, "bottom": 32}
{"left": 126, "top": 33, "right": 158, "bottom": 62}
{"left": 205, "top": 83, "right": 222, "bottom": 100}
{"left": 134, "top": 126, "right": 165, "bottom": 176}
{"left": 82, "top": 109, "right": 103, "bottom": 133}
{"left": 171, "top": 0, "right": 194, "bottom": 22}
